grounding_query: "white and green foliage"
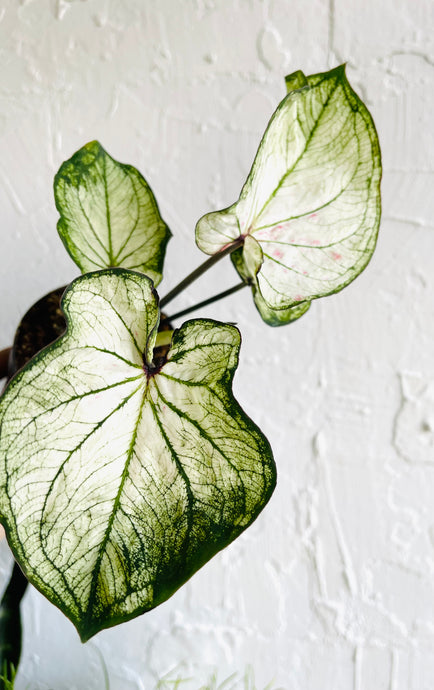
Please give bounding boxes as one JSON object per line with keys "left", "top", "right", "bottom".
{"left": 196, "top": 66, "right": 381, "bottom": 325}
{"left": 55, "top": 141, "right": 171, "bottom": 284}
{"left": 0, "top": 270, "right": 275, "bottom": 641}
{"left": 0, "top": 66, "right": 381, "bottom": 650}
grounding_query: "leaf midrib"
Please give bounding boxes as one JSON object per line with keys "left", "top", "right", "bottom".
{"left": 103, "top": 154, "right": 114, "bottom": 265}
{"left": 85, "top": 382, "right": 148, "bottom": 619}
{"left": 252, "top": 75, "right": 343, "bottom": 228}
{"left": 251, "top": 135, "right": 360, "bottom": 237}
{"left": 152, "top": 379, "right": 247, "bottom": 507}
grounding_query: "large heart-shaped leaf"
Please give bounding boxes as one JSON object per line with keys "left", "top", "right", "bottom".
{"left": 195, "top": 65, "right": 381, "bottom": 325}
{"left": 0, "top": 270, "right": 275, "bottom": 641}
{"left": 55, "top": 142, "right": 171, "bottom": 285}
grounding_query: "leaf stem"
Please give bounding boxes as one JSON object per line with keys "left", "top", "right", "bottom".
{"left": 161, "top": 280, "right": 248, "bottom": 323}
{"left": 159, "top": 237, "right": 244, "bottom": 309}
{"left": 154, "top": 330, "right": 173, "bottom": 348}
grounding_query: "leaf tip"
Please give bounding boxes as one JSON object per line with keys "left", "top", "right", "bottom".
{"left": 331, "top": 64, "right": 361, "bottom": 111}
{"left": 77, "top": 625, "right": 94, "bottom": 644}
{"left": 84, "top": 139, "right": 103, "bottom": 151}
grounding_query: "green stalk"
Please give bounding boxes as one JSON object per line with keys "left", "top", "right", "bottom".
{"left": 159, "top": 238, "right": 244, "bottom": 309}
{"left": 161, "top": 280, "right": 248, "bottom": 323}
{"left": 154, "top": 330, "right": 174, "bottom": 348}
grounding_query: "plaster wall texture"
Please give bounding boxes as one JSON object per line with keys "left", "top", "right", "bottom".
{"left": 0, "top": 1, "right": 433, "bottom": 688}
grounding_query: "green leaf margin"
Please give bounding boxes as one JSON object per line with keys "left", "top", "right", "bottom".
{"left": 54, "top": 141, "right": 172, "bottom": 285}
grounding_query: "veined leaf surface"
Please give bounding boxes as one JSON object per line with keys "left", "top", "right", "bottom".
{"left": 195, "top": 65, "right": 381, "bottom": 325}
{"left": 55, "top": 142, "right": 171, "bottom": 284}
{"left": 0, "top": 270, "right": 275, "bottom": 641}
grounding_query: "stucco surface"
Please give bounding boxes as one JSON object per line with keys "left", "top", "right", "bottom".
{"left": 0, "top": 1, "right": 433, "bottom": 688}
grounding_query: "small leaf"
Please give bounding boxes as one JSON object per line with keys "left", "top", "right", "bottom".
{"left": 196, "top": 65, "right": 381, "bottom": 325}
{"left": 0, "top": 270, "right": 275, "bottom": 641}
{"left": 55, "top": 142, "right": 171, "bottom": 284}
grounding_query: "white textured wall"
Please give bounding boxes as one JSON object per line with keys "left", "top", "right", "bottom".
{"left": 1, "top": 1, "right": 433, "bottom": 688}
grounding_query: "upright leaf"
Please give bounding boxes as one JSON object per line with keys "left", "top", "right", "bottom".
{"left": 55, "top": 142, "right": 171, "bottom": 285}
{"left": 0, "top": 270, "right": 275, "bottom": 641}
{"left": 195, "top": 65, "right": 381, "bottom": 325}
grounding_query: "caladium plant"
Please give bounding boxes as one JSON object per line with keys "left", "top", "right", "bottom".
{"left": 0, "top": 65, "right": 381, "bottom": 682}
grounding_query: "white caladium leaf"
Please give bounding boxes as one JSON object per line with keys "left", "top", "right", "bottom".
{"left": 0, "top": 270, "right": 275, "bottom": 641}
{"left": 55, "top": 141, "right": 171, "bottom": 285}
{"left": 196, "top": 65, "right": 381, "bottom": 325}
